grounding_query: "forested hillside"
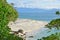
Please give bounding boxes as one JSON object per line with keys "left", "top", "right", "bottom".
{"left": 0, "top": 0, "right": 23, "bottom": 40}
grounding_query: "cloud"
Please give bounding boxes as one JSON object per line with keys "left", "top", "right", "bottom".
{"left": 7, "top": 0, "right": 60, "bottom": 9}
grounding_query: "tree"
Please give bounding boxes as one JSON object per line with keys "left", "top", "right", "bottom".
{"left": 38, "top": 11, "right": 60, "bottom": 40}
{"left": 0, "top": 0, "right": 23, "bottom": 40}
{"left": 45, "top": 11, "right": 60, "bottom": 29}
{"left": 45, "top": 19, "right": 60, "bottom": 29}
{"left": 56, "top": 11, "right": 60, "bottom": 15}
{"left": 39, "top": 32, "right": 60, "bottom": 40}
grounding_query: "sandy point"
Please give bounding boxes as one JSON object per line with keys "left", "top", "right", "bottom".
{"left": 8, "top": 18, "right": 48, "bottom": 33}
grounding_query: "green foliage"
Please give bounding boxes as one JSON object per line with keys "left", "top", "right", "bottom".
{"left": 45, "top": 11, "right": 60, "bottom": 29}
{"left": 46, "top": 19, "right": 60, "bottom": 29}
{"left": 0, "top": 0, "right": 18, "bottom": 21}
{"left": 39, "top": 32, "right": 60, "bottom": 40}
{"left": 56, "top": 11, "right": 60, "bottom": 15}
{"left": 0, "top": 34, "right": 23, "bottom": 40}
{"left": 0, "top": 0, "right": 22, "bottom": 40}
{"left": 38, "top": 11, "right": 60, "bottom": 40}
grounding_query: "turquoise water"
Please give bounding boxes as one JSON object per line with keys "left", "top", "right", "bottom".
{"left": 16, "top": 8, "right": 60, "bottom": 40}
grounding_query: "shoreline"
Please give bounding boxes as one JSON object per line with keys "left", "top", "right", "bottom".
{"left": 19, "top": 18, "right": 50, "bottom": 22}
{"left": 8, "top": 18, "right": 48, "bottom": 32}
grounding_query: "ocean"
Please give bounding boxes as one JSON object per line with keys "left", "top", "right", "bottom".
{"left": 16, "top": 8, "right": 60, "bottom": 21}
{"left": 16, "top": 8, "right": 60, "bottom": 40}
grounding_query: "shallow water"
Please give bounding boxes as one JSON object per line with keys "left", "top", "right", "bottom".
{"left": 26, "top": 28, "right": 60, "bottom": 40}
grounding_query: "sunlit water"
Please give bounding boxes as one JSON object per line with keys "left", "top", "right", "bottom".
{"left": 26, "top": 28, "right": 60, "bottom": 40}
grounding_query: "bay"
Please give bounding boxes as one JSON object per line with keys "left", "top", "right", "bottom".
{"left": 15, "top": 8, "right": 60, "bottom": 40}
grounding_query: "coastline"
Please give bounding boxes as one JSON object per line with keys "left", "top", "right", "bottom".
{"left": 8, "top": 18, "right": 48, "bottom": 32}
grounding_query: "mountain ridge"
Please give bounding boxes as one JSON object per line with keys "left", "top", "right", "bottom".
{"left": 15, "top": 7, "right": 60, "bottom": 13}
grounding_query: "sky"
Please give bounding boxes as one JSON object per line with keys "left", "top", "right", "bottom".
{"left": 7, "top": 0, "right": 60, "bottom": 9}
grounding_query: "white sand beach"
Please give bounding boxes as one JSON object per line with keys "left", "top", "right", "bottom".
{"left": 8, "top": 18, "right": 48, "bottom": 33}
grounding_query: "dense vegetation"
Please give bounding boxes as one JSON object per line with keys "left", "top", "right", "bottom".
{"left": 0, "top": 0, "right": 23, "bottom": 40}
{"left": 38, "top": 32, "right": 60, "bottom": 40}
{"left": 38, "top": 11, "right": 60, "bottom": 40}
{"left": 45, "top": 19, "right": 60, "bottom": 29}
{"left": 45, "top": 11, "right": 60, "bottom": 29}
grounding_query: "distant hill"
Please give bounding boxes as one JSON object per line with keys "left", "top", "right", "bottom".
{"left": 15, "top": 8, "right": 60, "bottom": 13}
